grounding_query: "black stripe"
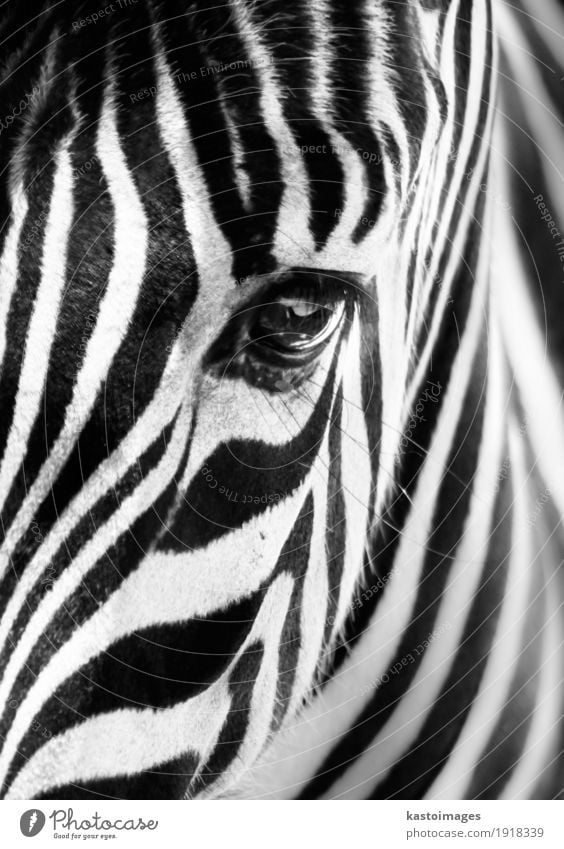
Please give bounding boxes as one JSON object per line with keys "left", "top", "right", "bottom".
{"left": 27, "top": 594, "right": 261, "bottom": 738}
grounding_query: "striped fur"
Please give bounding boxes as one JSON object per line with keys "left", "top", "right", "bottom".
{"left": 0, "top": 0, "right": 562, "bottom": 799}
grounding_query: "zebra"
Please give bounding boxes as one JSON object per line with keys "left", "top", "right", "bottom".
{"left": 0, "top": 0, "right": 562, "bottom": 800}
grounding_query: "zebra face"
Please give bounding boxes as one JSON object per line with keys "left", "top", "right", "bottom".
{"left": 0, "top": 0, "right": 483, "bottom": 799}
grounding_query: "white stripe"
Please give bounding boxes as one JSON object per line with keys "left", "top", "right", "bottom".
{"left": 417, "top": 6, "right": 442, "bottom": 67}
{"left": 0, "top": 139, "right": 74, "bottom": 513}
{"left": 329, "top": 314, "right": 372, "bottom": 635}
{"left": 216, "top": 91, "right": 253, "bottom": 211}
{"left": 285, "top": 476, "right": 330, "bottom": 719}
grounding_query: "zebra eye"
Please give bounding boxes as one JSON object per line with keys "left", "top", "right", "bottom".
{"left": 249, "top": 294, "right": 346, "bottom": 358}
{"left": 206, "top": 272, "right": 353, "bottom": 389}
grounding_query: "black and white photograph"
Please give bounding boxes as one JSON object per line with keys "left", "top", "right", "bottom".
{"left": 0, "top": 0, "right": 562, "bottom": 844}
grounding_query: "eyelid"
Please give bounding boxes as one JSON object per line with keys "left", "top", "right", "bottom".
{"left": 243, "top": 270, "right": 360, "bottom": 314}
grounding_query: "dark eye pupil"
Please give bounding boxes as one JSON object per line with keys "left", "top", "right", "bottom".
{"left": 254, "top": 302, "right": 330, "bottom": 345}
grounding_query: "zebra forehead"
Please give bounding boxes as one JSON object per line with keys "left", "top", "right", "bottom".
{"left": 0, "top": 0, "right": 453, "bottom": 285}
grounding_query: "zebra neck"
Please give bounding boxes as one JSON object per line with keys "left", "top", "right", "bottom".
{"left": 231, "top": 283, "right": 562, "bottom": 800}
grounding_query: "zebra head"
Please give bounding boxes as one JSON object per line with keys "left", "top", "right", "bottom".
{"left": 0, "top": 0, "right": 496, "bottom": 798}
